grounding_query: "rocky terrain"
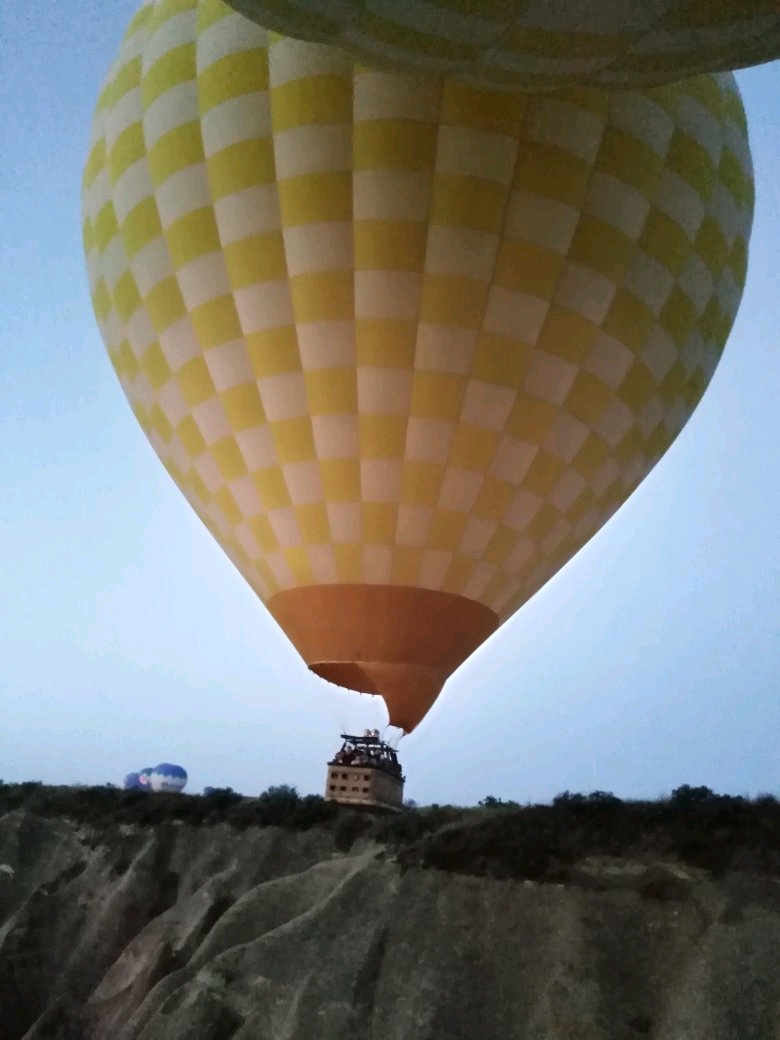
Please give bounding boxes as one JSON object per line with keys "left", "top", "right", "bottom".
{"left": 1, "top": 784, "right": 779, "bottom": 1040}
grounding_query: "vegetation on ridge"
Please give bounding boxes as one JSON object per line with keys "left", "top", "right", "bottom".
{"left": 1, "top": 781, "right": 778, "bottom": 884}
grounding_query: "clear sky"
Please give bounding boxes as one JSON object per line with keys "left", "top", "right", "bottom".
{"left": 2, "top": 3, "right": 778, "bottom": 807}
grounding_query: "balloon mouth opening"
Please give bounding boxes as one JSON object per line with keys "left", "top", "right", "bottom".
{"left": 270, "top": 584, "right": 500, "bottom": 731}
{"left": 308, "top": 659, "right": 447, "bottom": 733}
{"left": 310, "top": 661, "right": 383, "bottom": 696}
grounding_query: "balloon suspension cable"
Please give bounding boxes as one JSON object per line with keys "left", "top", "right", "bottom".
{"left": 383, "top": 724, "right": 405, "bottom": 749}
{"left": 319, "top": 669, "right": 390, "bottom": 736}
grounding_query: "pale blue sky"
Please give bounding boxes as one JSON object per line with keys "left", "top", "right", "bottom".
{"left": 1, "top": 3, "right": 778, "bottom": 805}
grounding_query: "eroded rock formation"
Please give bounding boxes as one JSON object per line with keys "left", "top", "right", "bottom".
{"left": 2, "top": 806, "right": 780, "bottom": 1040}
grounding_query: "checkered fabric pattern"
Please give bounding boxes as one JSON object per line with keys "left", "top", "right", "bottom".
{"left": 227, "top": 0, "right": 780, "bottom": 92}
{"left": 83, "top": 0, "right": 753, "bottom": 626}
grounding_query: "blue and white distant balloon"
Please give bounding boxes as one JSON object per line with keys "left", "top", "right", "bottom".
{"left": 123, "top": 772, "right": 143, "bottom": 791}
{"left": 149, "top": 763, "right": 188, "bottom": 793}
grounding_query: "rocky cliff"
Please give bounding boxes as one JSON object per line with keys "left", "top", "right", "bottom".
{"left": 1, "top": 788, "right": 779, "bottom": 1040}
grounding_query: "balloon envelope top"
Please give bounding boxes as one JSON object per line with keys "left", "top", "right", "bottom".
{"left": 84, "top": 0, "right": 753, "bottom": 734}
{"left": 226, "top": 0, "right": 780, "bottom": 92}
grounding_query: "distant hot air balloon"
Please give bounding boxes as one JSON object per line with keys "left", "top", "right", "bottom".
{"left": 226, "top": 0, "right": 780, "bottom": 92}
{"left": 123, "top": 771, "right": 143, "bottom": 790}
{"left": 149, "top": 764, "right": 188, "bottom": 793}
{"left": 83, "top": 1, "right": 753, "bottom": 734}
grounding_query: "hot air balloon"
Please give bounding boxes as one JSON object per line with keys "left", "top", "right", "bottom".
{"left": 149, "top": 763, "right": 188, "bottom": 793}
{"left": 83, "top": 0, "right": 752, "bottom": 734}
{"left": 123, "top": 771, "right": 144, "bottom": 790}
{"left": 226, "top": 0, "right": 780, "bottom": 92}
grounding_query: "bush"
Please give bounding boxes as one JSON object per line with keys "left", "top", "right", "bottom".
{"left": 290, "top": 794, "right": 338, "bottom": 829}
{"left": 671, "top": 784, "right": 716, "bottom": 806}
{"left": 586, "top": 791, "right": 622, "bottom": 806}
{"left": 553, "top": 791, "right": 587, "bottom": 807}
{"left": 256, "top": 784, "right": 299, "bottom": 823}
{"left": 202, "top": 787, "right": 243, "bottom": 810}
{"left": 479, "top": 795, "right": 520, "bottom": 809}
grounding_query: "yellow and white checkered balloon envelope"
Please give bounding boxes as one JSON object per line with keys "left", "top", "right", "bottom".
{"left": 226, "top": 0, "right": 780, "bottom": 92}
{"left": 83, "top": 0, "right": 753, "bottom": 733}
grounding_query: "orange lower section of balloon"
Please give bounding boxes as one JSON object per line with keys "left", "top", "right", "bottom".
{"left": 267, "top": 585, "right": 498, "bottom": 732}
